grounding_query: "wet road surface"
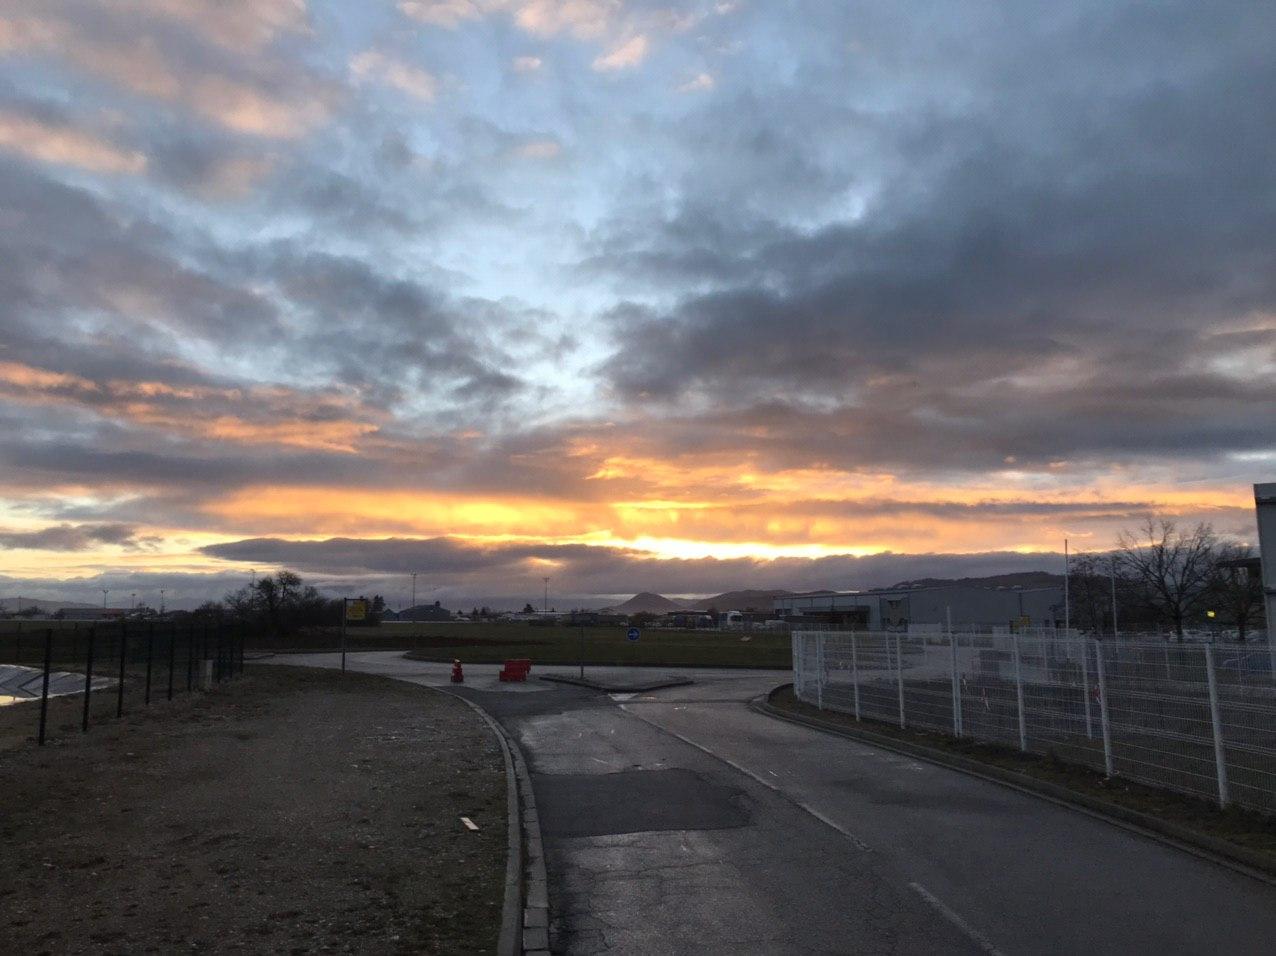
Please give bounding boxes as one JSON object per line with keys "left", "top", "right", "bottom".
{"left": 265, "top": 653, "right": 1276, "bottom": 955}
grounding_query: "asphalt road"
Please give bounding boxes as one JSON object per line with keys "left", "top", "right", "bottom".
{"left": 264, "top": 652, "right": 1276, "bottom": 955}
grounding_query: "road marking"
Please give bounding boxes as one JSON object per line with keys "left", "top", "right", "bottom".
{"left": 908, "top": 882, "right": 1004, "bottom": 955}
{"left": 619, "top": 705, "right": 870, "bottom": 851}
{"left": 460, "top": 816, "right": 480, "bottom": 831}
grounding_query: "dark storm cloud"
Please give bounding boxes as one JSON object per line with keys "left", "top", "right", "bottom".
{"left": 593, "top": 1, "right": 1276, "bottom": 469}
{"left": 0, "top": 523, "right": 144, "bottom": 551}
{"left": 198, "top": 534, "right": 1070, "bottom": 600}
{"left": 0, "top": 159, "right": 281, "bottom": 342}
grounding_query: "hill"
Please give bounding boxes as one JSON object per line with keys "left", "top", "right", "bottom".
{"left": 888, "top": 571, "right": 1064, "bottom": 590}
{"left": 1, "top": 597, "right": 96, "bottom": 613}
{"left": 697, "top": 589, "right": 794, "bottom": 611}
{"left": 602, "top": 592, "right": 690, "bottom": 614}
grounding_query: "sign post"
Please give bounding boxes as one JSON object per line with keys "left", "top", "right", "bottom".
{"left": 341, "top": 597, "right": 368, "bottom": 673}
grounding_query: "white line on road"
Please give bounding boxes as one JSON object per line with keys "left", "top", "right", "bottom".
{"left": 909, "top": 882, "right": 1005, "bottom": 956}
{"left": 619, "top": 704, "right": 871, "bottom": 851}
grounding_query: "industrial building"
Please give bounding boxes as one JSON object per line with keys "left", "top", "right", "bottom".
{"left": 774, "top": 583, "right": 1064, "bottom": 630}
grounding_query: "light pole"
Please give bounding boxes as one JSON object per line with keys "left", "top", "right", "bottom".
{"left": 101, "top": 588, "right": 109, "bottom": 609}
{"left": 411, "top": 572, "right": 418, "bottom": 611}
{"left": 1063, "top": 538, "right": 1070, "bottom": 636}
{"left": 250, "top": 568, "right": 256, "bottom": 585}
{"left": 543, "top": 576, "right": 550, "bottom": 614}
{"left": 159, "top": 588, "right": 166, "bottom": 615}
{"left": 131, "top": 591, "right": 137, "bottom": 610}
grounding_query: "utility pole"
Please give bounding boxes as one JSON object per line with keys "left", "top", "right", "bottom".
{"left": 1063, "top": 538, "right": 1070, "bottom": 636}
{"left": 543, "top": 577, "right": 550, "bottom": 613}
{"left": 159, "top": 588, "right": 166, "bottom": 615}
{"left": 1110, "top": 557, "right": 1119, "bottom": 639}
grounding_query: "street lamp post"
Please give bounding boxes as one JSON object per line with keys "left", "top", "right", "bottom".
{"left": 543, "top": 577, "right": 550, "bottom": 614}
{"left": 159, "top": 589, "right": 166, "bottom": 615}
{"left": 411, "top": 572, "right": 418, "bottom": 611}
{"left": 102, "top": 588, "right": 109, "bottom": 609}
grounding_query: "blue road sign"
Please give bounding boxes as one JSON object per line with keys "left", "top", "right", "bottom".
{"left": 626, "top": 627, "right": 641, "bottom": 642}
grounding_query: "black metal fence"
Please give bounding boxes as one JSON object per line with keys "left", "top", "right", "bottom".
{"left": 1, "top": 621, "right": 247, "bottom": 746}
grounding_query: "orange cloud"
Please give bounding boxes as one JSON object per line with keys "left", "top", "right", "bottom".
{"left": 0, "top": 112, "right": 146, "bottom": 174}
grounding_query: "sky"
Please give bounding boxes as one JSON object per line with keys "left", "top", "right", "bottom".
{"left": 0, "top": 0, "right": 1273, "bottom": 609}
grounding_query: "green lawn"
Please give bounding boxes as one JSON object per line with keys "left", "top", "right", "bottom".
{"left": 266, "top": 621, "right": 794, "bottom": 669}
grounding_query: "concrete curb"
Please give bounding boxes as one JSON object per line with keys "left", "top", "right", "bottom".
{"left": 435, "top": 689, "right": 526, "bottom": 956}
{"left": 752, "top": 686, "right": 1276, "bottom": 887}
{"left": 538, "top": 674, "right": 694, "bottom": 693}
{"left": 437, "top": 688, "right": 550, "bottom": 956}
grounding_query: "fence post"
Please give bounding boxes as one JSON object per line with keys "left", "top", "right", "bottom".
{"left": 116, "top": 622, "right": 128, "bottom": 718}
{"left": 895, "top": 633, "right": 906, "bottom": 729}
{"left": 850, "top": 631, "right": 861, "bottom": 720}
{"left": 1080, "top": 637, "right": 1094, "bottom": 740}
{"left": 816, "top": 632, "right": 824, "bottom": 710}
{"left": 144, "top": 622, "right": 154, "bottom": 705}
{"left": 949, "top": 627, "right": 963, "bottom": 737}
{"left": 37, "top": 629, "right": 53, "bottom": 746}
{"left": 186, "top": 623, "right": 195, "bottom": 692}
{"left": 167, "top": 627, "right": 175, "bottom": 701}
{"left": 1203, "top": 643, "right": 1231, "bottom": 808}
{"left": 1093, "top": 640, "right": 1114, "bottom": 777}
{"left": 81, "top": 626, "right": 96, "bottom": 733}
{"left": 1012, "top": 633, "right": 1028, "bottom": 752}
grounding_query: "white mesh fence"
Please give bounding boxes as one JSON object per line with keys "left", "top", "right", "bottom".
{"left": 792, "top": 631, "right": 1276, "bottom": 814}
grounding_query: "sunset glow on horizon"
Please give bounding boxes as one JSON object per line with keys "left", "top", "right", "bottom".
{"left": 1, "top": 1, "right": 1273, "bottom": 607}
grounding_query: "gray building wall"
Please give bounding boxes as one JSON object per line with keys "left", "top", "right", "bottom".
{"left": 775, "top": 584, "right": 1063, "bottom": 629}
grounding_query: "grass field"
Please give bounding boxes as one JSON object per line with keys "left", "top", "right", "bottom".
{"left": 264, "top": 621, "right": 794, "bottom": 669}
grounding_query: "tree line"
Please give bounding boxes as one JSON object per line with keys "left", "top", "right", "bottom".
{"left": 188, "top": 571, "right": 385, "bottom": 635}
{"left": 1073, "top": 518, "right": 1264, "bottom": 641}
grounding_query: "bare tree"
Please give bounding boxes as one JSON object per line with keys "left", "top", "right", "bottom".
{"left": 1068, "top": 553, "right": 1111, "bottom": 634}
{"left": 1116, "top": 518, "right": 1216, "bottom": 640}
{"left": 1208, "top": 542, "right": 1263, "bottom": 642}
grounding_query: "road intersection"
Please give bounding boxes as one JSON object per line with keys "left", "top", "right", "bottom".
{"left": 265, "top": 653, "right": 1276, "bottom": 954}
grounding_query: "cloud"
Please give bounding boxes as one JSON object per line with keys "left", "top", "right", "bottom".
{"left": 0, "top": 110, "right": 146, "bottom": 174}
{"left": 0, "top": 523, "right": 144, "bottom": 552}
{"left": 512, "top": 55, "right": 543, "bottom": 73}
{"left": 592, "top": 34, "right": 648, "bottom": 71}
{"left": 0, "top": 1, "right": 334, "bottom": 138}
{"left": 677, "top": 72, "right": 714, "bottom": 93}
{"left": 514, "top": 0, "right": 620, "bottom": 40}
{"left": 349, "top": 50, "right": 438, "bottom": 102}
{"left": 398, "top": 0, "right": 482, "bottom": 29}
{"left": 196, "top": 534, "right": 1079, "bottom": 603}
{"left": 516, "top": 138, "right": 561, "bottom": 159}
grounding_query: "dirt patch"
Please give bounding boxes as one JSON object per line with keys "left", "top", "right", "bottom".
{"left": 0, "top": 666, "right": 506, "bottom": 954}
{"left": 769, "top": 684, "right": 1276, "bottom": 864}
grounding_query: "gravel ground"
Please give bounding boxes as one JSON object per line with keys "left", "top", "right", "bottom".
{"left": 0, "top": 665, "right": 506, "bottom": 954}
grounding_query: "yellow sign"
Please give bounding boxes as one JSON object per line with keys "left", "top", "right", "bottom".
{"left": 345, "top": 599, "right": 368, "bottom": 621}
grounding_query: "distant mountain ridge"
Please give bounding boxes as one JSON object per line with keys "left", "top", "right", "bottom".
{"left": 1, "top": 597, "right": 96, "bottom": 613}
{"left": 600, "top": 575, "right": 1061, "bottom": 616}
{"left": 887, "top": 571, "right": 1065, "bottom": 590}
{"left": 601, "top": 588, "right": 796, "bottom": 614}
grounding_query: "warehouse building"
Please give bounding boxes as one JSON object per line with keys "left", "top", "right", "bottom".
{"left": 774, "top": 583, "right": 1064, "bottom": 630}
